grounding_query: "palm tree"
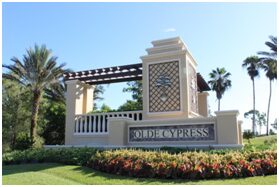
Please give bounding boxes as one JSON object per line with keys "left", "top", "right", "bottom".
{"left": 258, "top": 36, "right": 277, "bottom": 136}
{"left": 208, "top": 67, "right": 232, "bottom": 111}
{"left": 93, "top": 85, "right": 105, "bottom": 110}
{"left": 244, "top": 110, "right": 266, "bottom": 135}
{"left": 258, "top": 36, "right": 277, "bottom": 60}
{"left": 242, "top": 56, "right": 260, "bottom": 135}
{"left": 3, "top": 44, "right": 68, "bottom": 145}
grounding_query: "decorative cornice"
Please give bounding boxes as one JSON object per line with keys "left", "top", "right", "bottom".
{"left": 140, "top": 50, "right": 187, "bottom": 60}
{"left": 215, "top": 110, "right": 239, "bottom": 116}
{"left": 151, "top": 36, "right": 182, "bottom": 47}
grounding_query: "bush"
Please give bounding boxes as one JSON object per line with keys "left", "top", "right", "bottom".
{"left": 13, "top": 132, "right": 32, "bottom": 150}
{"left": 264, "top": 137, "right": 277, "bottom": 146}
{"left": 88, "top": 149, "right": 277, "bottom": 179}
{"left": 33, "top": 136, "right": 45, "bottom": 149}
{"left": 160, "top": 146, "right": 190, "bottom": 154}
{"left": 243, "top": 130, "right": 254, "bottom": 140}
{"left": 2, "top": 148, "right": 277, "bottom": 180}
{"left": 269, "top": 129, "right": 276, "bottom": 135}
{"left": 2, "top": 147, "right": 99, "bottom": 166}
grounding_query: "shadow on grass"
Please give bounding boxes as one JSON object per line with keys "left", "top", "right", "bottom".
{"left": 2, "top": 163, "right": 63, "bottom": 176}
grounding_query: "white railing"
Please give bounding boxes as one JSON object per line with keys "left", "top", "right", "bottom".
{"left": 74, "top": 111, "right": 143, "bottom": 135}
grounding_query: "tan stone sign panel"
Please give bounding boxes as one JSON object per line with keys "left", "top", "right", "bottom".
{"left": 129, "top": 124, "right": 215, "bottom": 142}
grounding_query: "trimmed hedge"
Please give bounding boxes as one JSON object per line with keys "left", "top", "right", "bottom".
{"left": 2, "top": 148, "right": 98, "bottom": 166}
{"left": 2, "top": 148, "right": 277, "bottom": 180}
{"left": 88, "top": 149, "right": 277, "bottom": 179}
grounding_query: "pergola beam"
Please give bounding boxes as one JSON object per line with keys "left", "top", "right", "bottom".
{"left": 64, "top": 63, "right": 142, "bottom": 79}
{"left": 64, "top": 63, "right": 210, "bottom": 91}
{"left": 84, "top": 75, "right": 142, "bottom": 85}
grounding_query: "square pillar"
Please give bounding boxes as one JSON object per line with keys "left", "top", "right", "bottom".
{"left": 82, "top": 84, "right": 94, "bottom": 114}
{"left": 64, "top": 80, "right": 94, "bottom": 145}
{"left": 198, "top": 92, "right": 209, "bottom": 117}
{"left": 215, "top": 110, "right": 240, "bottom": 145}
{"left": 140, "top": 37, "right": 199, "bottom": 120}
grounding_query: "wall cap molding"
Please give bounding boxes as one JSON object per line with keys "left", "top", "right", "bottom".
{"left": 215, "top": 110, "right": 239, "bottom": 116}
{"left": 45, "top": 144, "right": 243, "bottom": 149}
{"left": 140, "top": 50, "right": 187, "bottom": 60}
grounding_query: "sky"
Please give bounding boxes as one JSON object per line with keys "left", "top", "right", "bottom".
{"left": 2, "top": 2, "right": 277, "bottom": 132}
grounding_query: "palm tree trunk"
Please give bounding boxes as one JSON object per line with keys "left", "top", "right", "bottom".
{"left": 218, "top": 99, "right": 220, "bottom": 111}
{"left": 266, "top": 80, "right": 272, "bottom": 136}
{"left": 252, "top": 79, "right": 256, "bottom": 135}
{"left": 30, "top": 90, "right": 41, "bottom": 145}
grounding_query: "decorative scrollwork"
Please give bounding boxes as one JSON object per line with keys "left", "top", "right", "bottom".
{"left": 156, "top": 75, "right": 171, "bottom": 101}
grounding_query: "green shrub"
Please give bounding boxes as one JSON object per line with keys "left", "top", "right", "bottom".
{"left": 13, "top": 132, "right": 32, "bottom": 150}
{"left": 243, "top": 130, "right": 254, "bottom": 140}
{"left": 160, "top": 146, "right": 190, "bottom": 154}
{"left": 2, "top": 147, "right": 99, "bottom": 166}
{"left": 269, "top": 129, "right": 276, "bottom": 135}
{"left": 264, "top": 137, "right": 277, "bottom": 145}
{"left": 32, "top": 136, "right": 45, "bottom": 149}
{"left": 88, "top": 149, "right": 277, "bottom": 179}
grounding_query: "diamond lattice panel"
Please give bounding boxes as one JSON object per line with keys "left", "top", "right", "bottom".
{"left": 148, "top": 61, "right": 181, "bottom": 112}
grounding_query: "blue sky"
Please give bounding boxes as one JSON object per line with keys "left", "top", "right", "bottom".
{"left": 3, "top": 2, "right": 277, "bottom": 132}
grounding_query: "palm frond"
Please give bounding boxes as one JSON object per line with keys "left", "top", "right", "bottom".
{"left": 208, "top": 67, "right": 232, "bottom": 100}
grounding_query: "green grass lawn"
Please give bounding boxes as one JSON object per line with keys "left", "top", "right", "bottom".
{"left": 2, "top": 163, "right": 277, "bottom": 185}
{"left": 243, "top": 134, "right": 276, "bottom": 144}
{"left": 243, "top": 135, "right": 277, "bottom": 150}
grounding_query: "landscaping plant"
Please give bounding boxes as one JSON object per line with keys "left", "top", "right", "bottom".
{"left": 3, "top": 148, "right": 276, "bottom": 180}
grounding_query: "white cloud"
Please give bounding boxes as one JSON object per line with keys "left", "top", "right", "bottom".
{"left": 164, "top": 28, "right": 176, "bottom": 32}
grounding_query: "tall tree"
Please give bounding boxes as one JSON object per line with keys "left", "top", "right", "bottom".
{"left": 208, "top": 68, "right": 232, "bottom": 111}
{"left": 120, "top": 80, "right": 143, "bottom": 111}
{"left": 44, "top": 82, "right": 66, "bottom": 103}
{"left": 244, "top": 110, "right": 266, "bottom": 135}
{"left": 93, "top": 85, "right": 105, "bottom": 110}
{"left": 242, "top": 56, "right": 260, "bottom": 135}
{"left": 258, "top": 36, "right": 277, "bottom": 136}
{"left": 271, "top": 119, "right": 277, "bottom": 131}
{"left": 123, "top": 81, "right": 143, "bottom": 106}
{"left": 3, "top": 44, "right": 68, "bottom": 145}
{"left": 2, "top": 79, "right": 32, "bottom": 151}
{"left": 41, "top": 101, "right": 65, "bottom": 145}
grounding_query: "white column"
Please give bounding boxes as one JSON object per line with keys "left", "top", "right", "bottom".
{"left": 102, "top": 114, "right": 106, "bottom": 133}
{"left": 84, "top": 116, "right": 88, "bottom": 133}
{"left": 89, "top": 115, "right": 92, "bottom": 133}
{"left": 93, "top": 116, "right": 96, "bottom": 133}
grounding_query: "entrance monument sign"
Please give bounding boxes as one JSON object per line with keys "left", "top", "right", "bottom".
{"left": 129, "top": 123, "right": 215, "bottom": 142}
{"left": 58, "top": 37, "right": 243, "bottom": 149}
